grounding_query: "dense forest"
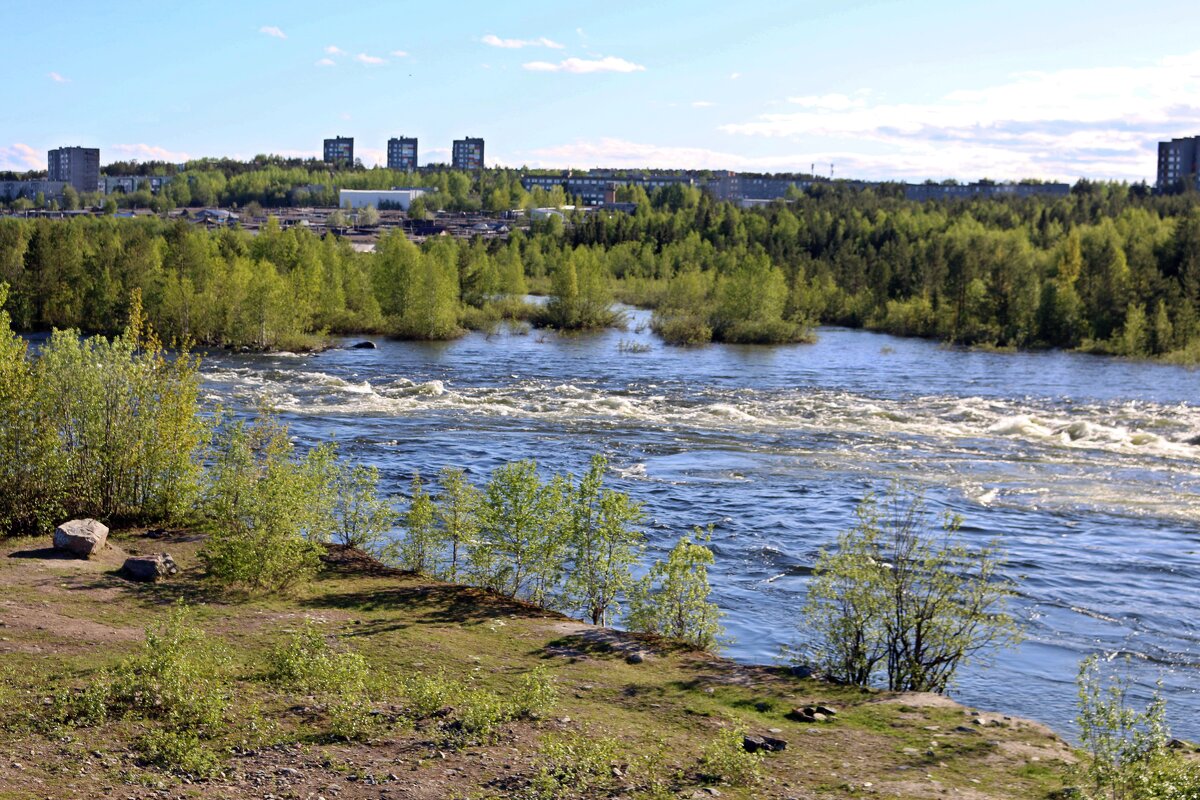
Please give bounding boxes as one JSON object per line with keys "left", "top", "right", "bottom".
{"left": 2, "top": 179, "right": 1200, "bottom": 359}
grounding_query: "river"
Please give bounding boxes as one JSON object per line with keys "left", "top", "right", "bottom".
{"left": 199, "top": 307, "right": 1200, "bottom": 739}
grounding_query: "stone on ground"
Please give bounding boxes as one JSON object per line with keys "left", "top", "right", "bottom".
{"left": 52, "top": 519, "right": 109, "bottom": 558}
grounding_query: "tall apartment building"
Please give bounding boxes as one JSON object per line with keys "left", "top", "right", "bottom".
{"left": 323, "top": 136, "right": 354, "bottom": 166}
{"left": 1157, "top": 136, "right": 1200, "bottom": 191}
{"left": 451, "top": 137, "right": 485, "bottom": 170}
{"left": 387, "top": 137, "right": 418, "bottom": 171}
{"left": 47, "top": 146, "right": 100, "bottom": 194}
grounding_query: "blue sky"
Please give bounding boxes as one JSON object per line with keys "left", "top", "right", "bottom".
{"left": 4, "top": 0, "right": 1200, "bottom": 182}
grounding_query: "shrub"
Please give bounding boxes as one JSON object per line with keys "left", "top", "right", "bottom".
{"left": 509, "top": 666, "right": 558, "bottom": 721}
{"left": 200, "top": 415, "right": 336, "bottom": 593}
{"left": 1075, "top": 656, "right": 1200, "bottom": 800}
{"left": 403, "top": 669, "right": 459, "bottom": 719}
{"left": 628, "top": 528, "right": 724, "bottom": 650}
{"left": 398, "top": 471, "right": 439, "bottom": 574}
{"left": 330, "top": 462, "right": 397, "bottom": 558}
{"left": 799, "top": 484, "right": 1020, "bottom": 692}
{"left": 267, "top": 621, "right": 369, "bottom": 694}
{"left": 698, "top": 722, "right": 764, "bottom": 787}
{"left": 136, "top": 728, "right": 221, "bottom": 777}
{"left": 527, "top": 731, "right": 622, "bottom": 799}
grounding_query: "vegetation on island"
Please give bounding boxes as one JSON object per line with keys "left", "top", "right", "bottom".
{"left": 4, "top": 175, "right": 1200, "bottom": 356}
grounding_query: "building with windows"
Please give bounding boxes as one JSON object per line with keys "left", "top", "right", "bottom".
{"left": 387, "top": 137, "right": 418, "bottom": 171}
{"left": 338, "top": 188, "right": 428, "bottom": 210}
{"left": 323, "top": 136, "right": 354, "bottom": 166}
{"left": 1157, "top": 136, "right": 1200, "bottom": 191}
{"left": 47, "top": 146, "right": 100, "bottom": 194}
{"left": 451, "top": 137, "right": 485, "bottom": 170}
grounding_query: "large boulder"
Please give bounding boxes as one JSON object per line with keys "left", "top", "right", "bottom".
{"left": 53, "top": 519, "right": 109, "bottom": 558}
{"left": 122, "top": 553, "right": 178, "bottom": 582}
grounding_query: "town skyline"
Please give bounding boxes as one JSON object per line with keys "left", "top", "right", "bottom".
{"left": 4, "top": 1, "right": 1200, "bottom": 182}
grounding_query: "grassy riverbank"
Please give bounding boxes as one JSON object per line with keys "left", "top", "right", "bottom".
{"left": 0, "top": 528, "right": 1076, "bottom": 800}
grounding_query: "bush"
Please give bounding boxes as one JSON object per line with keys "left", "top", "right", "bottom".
{"left": 136, "top": 728, "right": 221, "bottom": 776}
{"left": 267, "top": 621, "right": 370, "bottom": 694}
{"left": 200, "top": 415, "right": 336, "bottom": 593}
{"left": 628, "top": 528, "right": 723, "bottom": 650}
{"left": 267, "top": 621, "right": 378, "bottom": 741}
{"left": 527, "top": 731, "right": 622, "bottom": 799}
{"left": 329, "top": 462, "right": 397, "bottom": 558}
{"left": 799, "top": 484, "right": 1020, "bottom": 692}
{"left": 697, "top": 722, "right": 764, "bottom": 787}
{"left": 509, "top": 666, "right": 558, "bottom": 721}
{"left": 1075, "top": 656, "right": 1200, "bottom": 800}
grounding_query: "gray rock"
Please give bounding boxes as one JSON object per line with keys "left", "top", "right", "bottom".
{"left": 122, "top": 553, "right": 178, "bottom": 582}
{"left": 743, "top": 734, "right": 788, "bottom": 753}
{"left": 625, "top": 652, "right": 645, "bottom": 664}
{"left": 53, "top": 519, "right": 109, "bottom": 558}
{"left": 349, "top": 340, "right": 377, "bottom": 349}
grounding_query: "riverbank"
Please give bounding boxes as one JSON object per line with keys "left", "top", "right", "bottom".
{"left": 0, "top": 527, "right": 1076, "bottom": 800}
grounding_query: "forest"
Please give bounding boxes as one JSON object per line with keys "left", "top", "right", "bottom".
{"left": 1, "top": 178, "right": 1199, "bottom": 359}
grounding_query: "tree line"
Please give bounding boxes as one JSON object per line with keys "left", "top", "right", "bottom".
{"left": 4, "top": 178, "right": 1200, "bottom": 356}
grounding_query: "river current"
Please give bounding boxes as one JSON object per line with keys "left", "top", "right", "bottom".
{"left": 200, "top": 307, "right": 1200, "bottom": 739}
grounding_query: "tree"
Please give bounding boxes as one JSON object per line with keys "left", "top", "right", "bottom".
{"left": 434, "top": 467, "right": 482, "bottom": 583}
{"left": 628, "top": 528, "right": 723, "bottom": 650}
{"left": 799, "top": 485, "right": 1020, "bottom": 692}
{"left": 1074, "top": 656, "right": 1200, "bottom": 800}
{"left": 331, "top": 462, "right": 397, "bottom": 558}
{"left": 473, "top": 460, "right": 566, "bottom": 606}
{"left": 399, "top": 471, "right": 439, "bottom": 574}
{"left": 562, "top": 455, "right": 645, "bottom": 626}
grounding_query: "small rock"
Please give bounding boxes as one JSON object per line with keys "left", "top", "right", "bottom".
{"left": 625, "top": 652, "right": 645, "bottom": 664}
{"left": 743, "top": 734, "right": 788, "bottom": 753}
{"left": 53, "top": 519, "right": 109, "bottom": 558}
{"left": 122, "top": 553, "right": 178, "bottom": 582}
{"left": 349, "top": 340, "right": 377, "bottom": 349}
{"left": 277, "top": 767, "right": 301, "bottom": 778}
{"left": 814, "top": 705, "right": 837, "bottom": 717}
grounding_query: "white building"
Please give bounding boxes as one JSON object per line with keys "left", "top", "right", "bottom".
{"left": 338, "top": 188, "right": 427, "bottom": 210}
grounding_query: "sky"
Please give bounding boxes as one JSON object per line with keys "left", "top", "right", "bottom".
{"left": 4, "top": 0, "right": 1200, "bottom": 182}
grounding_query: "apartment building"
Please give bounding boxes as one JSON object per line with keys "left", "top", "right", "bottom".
{"left": 323, "top": 136, "right": 354, "bottom": 166}
{"left": 451, "top": 137, "right": 485, "bottom": 170}
{"left": 1157, "top": 136, "right": 1200, "bottom": 191}
{"left": 47, "top": 146, "right": 100, "bottom": 194}
{"left": 387, "top": 137, "right": 418, "bottom": 171}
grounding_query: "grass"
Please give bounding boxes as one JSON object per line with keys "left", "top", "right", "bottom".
{"left": 0, "top": 529, "right": 1076, "bottom": 799}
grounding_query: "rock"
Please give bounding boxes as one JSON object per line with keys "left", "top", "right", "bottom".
{"left": 349, "top": 340, "right": 377, "bottom": 349}
{"left": 743, "top": 734, "right": 788, "bottom": 753}
{"left": 787, "top": 707, "right": 817, "bottom": 723}
{"left": 122, "top": 553, "right": 178, "bottom": 582}
{"left": 814, "top": 705, "right": 837, "bottom": 717}
{"left": 53, "top": 519, "right": 109, "bottom": 558}
{"left": 625, "top": 652, "right": 645, "bottom": 664}
{"left": 276, "top": 767, "right": 302, "bottom": 778}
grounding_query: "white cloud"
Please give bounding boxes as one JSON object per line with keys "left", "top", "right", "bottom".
{"left": 523, "top": 56, "right": 645, "bottom": 74}
{"left": 729, "top": 72, "right": 742, "bottom": 80}
{"left": 692, "top": 100, "right": 716, "bottom": 108}
{"left": 325, "top": 45, "right": 343, "bottom": 55}
{"left": 315, "top": 58, "right": 336, "bottom": 67}
{"left": 0, "top": 143, "right": 44, "bottom": 171}
{"left": 718, "top": 50, "right": 1200, "bottom": 180}
{"left": 259, "top": 26, "right": 286, "bottom": 39}
{"left": 482, "top": 34, "right": 564, "bottom": 49}
{"left": 48, "top": 72, "right": 69, "bottom": 83}
{"left": 355, "top": 53, "right": 386, "bottom": 65}
{"left": 108, "top": 143, "right": 192, "bottom": 162}
{"left": 390, "top": 50, "right": 409, "bottom": 58}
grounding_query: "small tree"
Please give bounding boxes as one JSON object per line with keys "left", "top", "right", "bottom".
{"left": 398, "top": 471, "right": 439, "bottom": 574}
{"left": 200, "top": 415, "right": 336, "bottom": 593}
{"left": 1075, "top": 656, "right": 1200, "bottom": 800}
{"left": 331, "top": 462, "right": 397, "bottom": 557}
{"left": 562, "top": 455, "right": 646, "bottom": 626}
{"left": 434, "top": 466, "right": 481, "bottom": 582}
{"left": 800, "top": 485, "right": 1020, "bottom": 692}
{"left": 628, "top": 528, "right": 723, "bottom": 650}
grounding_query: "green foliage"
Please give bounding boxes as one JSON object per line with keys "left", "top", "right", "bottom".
{"left": 628, "top": 528, "right": 723, "bottom": 650}
{"left": 509, "top": 666, "right": 558, "bottom": 720}
{"left": 697, "top": 722, "right": 764, "bottom": 787}
{"left": 800, "top": 484, "right": 1021, "bottom": 692}
{"left": 136, "top": 728, "right": 222, "bottom": 776}
{"left": 434, "top": 466, "right": 482, "bottom": 582}
{"left": 541, "top": 245, "right": 619, "bottom": 329}
{"left": 399, "top": 470, "right": 440, "bottom": 574}
{"left": 1075, "top": 657, "right": 1200, "bottom": 800}
{"left": 330, "top": 461, "right": 397, "bottom": 557}
{"left": 473, "top": 460, "right": 568, "bottom": 606}
{"left": 199, "top": 415, "right": 335, "bottom": 593}
{"left": 267, "top": 620, "right": 370, "bottom": 694}
{"left": 561, "top": 455, "right": 646, "bottom": 625}
{"left": 0, "top": 289, "right": 206, "bottom": 533}
{"left": 527, "top": 731, "right": 623, "bottom": 799}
